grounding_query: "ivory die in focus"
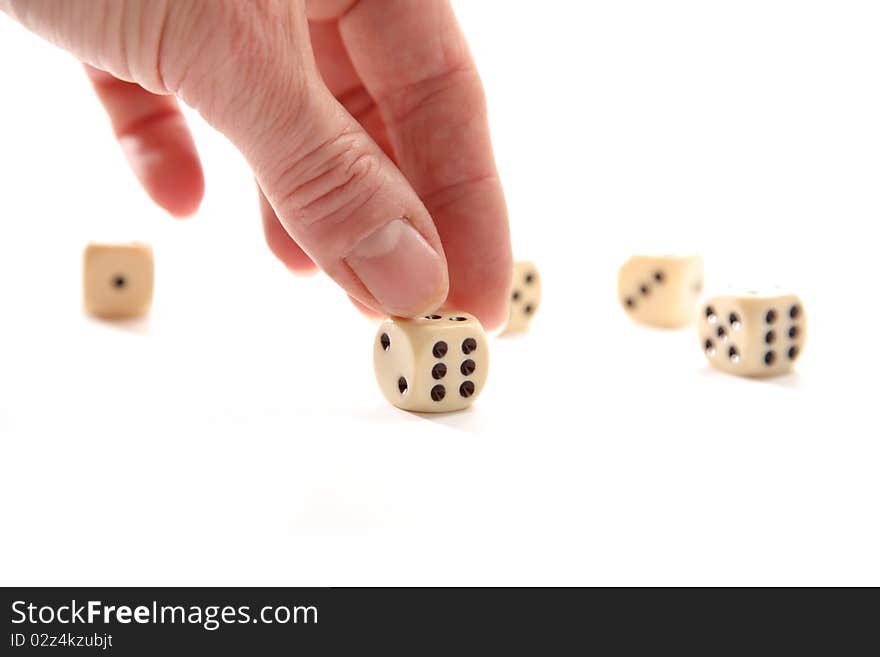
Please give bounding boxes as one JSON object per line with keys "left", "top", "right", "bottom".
{"left": 502, "top": 261, "right": 541, "bottom": 335}
{"left": 374, "top": 312, "right": 489, "bottom": 412}
{"left": 618, "top": 255, "right": 704, "bottom": 328}
{"left": 83, "top": 243, "right": 154, "bottom": 319}
{"left": 700, "top": 289, "right": 805, "bottom": 377}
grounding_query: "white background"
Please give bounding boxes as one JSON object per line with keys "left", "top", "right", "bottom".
{"left": 1, "top": 1, "right": 878, "bottom": 585}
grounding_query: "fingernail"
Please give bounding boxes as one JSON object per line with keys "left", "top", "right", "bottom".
{"left": 345, "top": 218, "right": 447, "bottom": 315}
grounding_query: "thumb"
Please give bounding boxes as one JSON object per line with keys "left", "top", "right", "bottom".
{"left": 178, "top": 3, "right": 449, "bottom": 317}
{"left": 2, "top": 0, "right": 448, "bottom": 317}
{"left": 245, "top": 94, "right": 450, "bottom": 318}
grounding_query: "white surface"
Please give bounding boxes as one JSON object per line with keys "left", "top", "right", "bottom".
{"left": 1, "top": 1, "right": 878, "bottom": 586}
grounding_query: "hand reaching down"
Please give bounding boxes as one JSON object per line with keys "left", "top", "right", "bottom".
{"left": 1, "top": 0, "right": 512, "bottom": 327}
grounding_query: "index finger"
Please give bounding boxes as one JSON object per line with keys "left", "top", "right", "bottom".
{"left": 333, "top": 0, "right": 513, "bottom": 329}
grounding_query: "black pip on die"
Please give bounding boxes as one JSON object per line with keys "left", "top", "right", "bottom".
{"left": 700, "top": 289, "right": 805, "bottom": 377}
{"left": 83, "top": 242, "right": 154, "bottom": 319}
{"left": 374, "top": 312, "right": 489, "bottom": 412}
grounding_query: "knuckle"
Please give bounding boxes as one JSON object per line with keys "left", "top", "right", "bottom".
{"left": 381, "top": 66, "right": 484, "bottom": 128}
{"left": 273, "top": 131, "right": 384, "bottom": 230}
{"left": 420, "top": 173, "right": 501, "bottom": 216}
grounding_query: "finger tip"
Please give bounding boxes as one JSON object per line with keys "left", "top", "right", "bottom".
{"left": 169, "top": 179, "right": 204, "bottom": 218}
{"left": 448, "top": 295, "right": 507, "bottom": 332}
{"left": 348, "top": 295, "right": 384, "bottom": 319}
{"left": 445, "top": 263, "right": 512, "bottom": 331}
{"left": 121, "top": 137, "right": 205, "bottom": 218}
{"left": 344, "top": 218, "right": 450, "bottom": 319}
{"left": 379, "top": 279, "right": 449, "bottom": 319}
{"left": 154, "top": 158, "right": 204, "bottom": 218}
{"left": 287, "top": 262, "right": 320, "bottom": 276}
{"left": 476, "top": 303, "right": 509, "bottom": 332}
{"left": 264, "top": 230, "right": 318, "bottom": 275}
{"left": 161, "top": 191, "right": 203, "bottom": 219}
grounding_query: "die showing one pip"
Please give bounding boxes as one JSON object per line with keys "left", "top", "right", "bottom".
{"left": 374, "top": 312, "right": 489, "bottom": 412}
{"left": 700, "top": 289, "right": 805, "bottom": 377}
{"left": 501, "top": 261, "right": 541, "bottom": 335}
{"left": 618, "top": 254, "right": 704, "bottom": 328}
{"left": 83, "top": 242, "right": 154, "bottom": 319}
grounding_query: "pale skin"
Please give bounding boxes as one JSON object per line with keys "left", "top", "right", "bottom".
{"left": 1, "top": 0, "right": 512, "bottom": 328}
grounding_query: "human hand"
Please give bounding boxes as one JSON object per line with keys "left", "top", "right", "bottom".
{"left": 1, "top": 0, "right": 512, "bottom": 327}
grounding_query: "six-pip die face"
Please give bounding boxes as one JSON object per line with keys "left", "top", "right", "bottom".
{"left": 700, "top": 290, "right": 805, "bottom": 377}
{"left": 373, "top": 312, "right": 489, "bottom": 413}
